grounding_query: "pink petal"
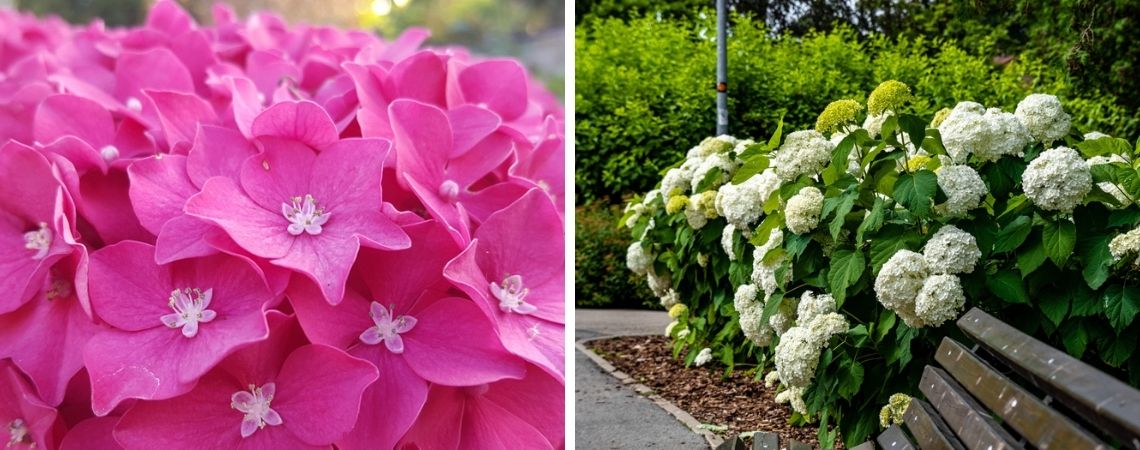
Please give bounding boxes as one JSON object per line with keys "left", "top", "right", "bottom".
{"left": 153, "top": 215, "right": 221, "bottom": 264}
{"left": 445, "top": 130, "right": 515, "bottom": 187}
{"left": 338, "top": 349, "right": 428, "bottom": 450}
{"left": 77, "top": 170, "right": 155, "bottom": 245}
{"left": 238, "top": 138, "right": 315, "bottom": 212}
{"left": 34, "top": 94, "right": 115, "bottom": 147}
{"left": 379, "top": 27, "right": 430, "bottom": 63}
{"left": 273, "top": 345, "right": 378, "bottom": 446}
{"left": 185, "top": 177, "right": 294, "bottom": 260}
{"left": 383, "top": 334, "right": 405, "bottom": 353}
{"left": 457, "top": 60, "right": 528, "bottom": 121}
{"left": 88, "top": 241, "right": 174, "bottom": 331}
{"left": 448, "top": 105, "right": 502, "bottom": 157}
{"left": 218, "top": 311, "right": 306, "bottom": 385}
{"left": 403, "top": 297, "right": 527, "bottom": 386}
{"left": 61, "top": 417, "right": 123, "bottom": 450}
{"left": 224, "top": 76, "right": 264, "bottom": 139}
{"left": 113, "top": 372, "right": 250, "bottom": 450}
{"left": 385, "top": 51, "right": 447, "bottom": 107}
{"left": 186, "top": 125, "right": 258, "bottom": 188}
{"left": 114, "top": 48, "right": 194, "bottom": 101}
{"left": 251, "top": 101, "right": 337, "bottom": 149}
{"left": 127, "top": 155, "right": 197, "bottom": 236}
{"left": 460, "top": 392, "right": 554, "bottom": 449}
{"left": 394, "top": 385, "right": 464, "bottom": 450}
{"left": 143, "top": 90, "right": 218, "bottom": 149}
{"left": 309, "top": 138, "right": 389, "bottom": 213}
{"left": 271, "top": 230, "right": 358, "bottom": 305}
{"left": 38, "top": 137, "right": 106, "bottom": 176}
{"left": 144, "top": 0, "right": 194, "bottom": 35}
{"left": 404, "top": 175, "right": 471, "bottom": 246}
{"left": 389, "top": 99, "right": 451, "bottom": 187}
{"left": 0, "top": 362, "right": 62, "bottom": 450}
{"left": 246, "top": 50, "right": 301, "bottom": 100}
{"left": 459, "top": 181, "right": 531, "bottom": 225}
{"left": 289, "top": 277, "right": 371, "bottom": 349}
{"left": 484, "top": 365, "right": 566, "bottom": 446}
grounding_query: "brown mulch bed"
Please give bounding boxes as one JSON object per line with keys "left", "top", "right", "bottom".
{"left": 588, "top": 335, "right": 835, "bottom": 448}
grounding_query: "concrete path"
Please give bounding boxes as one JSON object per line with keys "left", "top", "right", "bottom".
{"left": 574, "top": 309, "right": 711, "bottom": 449}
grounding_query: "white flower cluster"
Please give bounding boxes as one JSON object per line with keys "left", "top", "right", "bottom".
{"left": 768, "top": 294, "right": 799, "bottom": 337}
{"left": 721, "top": 224, "right": 738, "bottom": 260}
{"left": 695, "top": 348, "right": 714, "bottom": 367}
{"left": 661, "top": 166, "right": 694, "bottom": 197}
{"left": 751, "top": 229, "right": 787, "bottom": 302}
{"left": 773, "top": 290, "right": 848, "bottom": 415}
{"left": 685, "top": 191, "right": 718, "bottom": 230}
{"left": 786, "top": 187, "right": 824, "bottom": 235}
{"left": 734, "top": 283, "right": 774, "bottom": 347}
{"left": 690, "top": 152, "right": 738, "bottom": 192}
{"left": 1022, "top": 146, "right": 1091, "bottom": 213}
{"left": 764, "top": 370, "right": 780, "bottom": 388}
{"left": 922, "top": 225, "right": 981, "bottom": 274}
{"left": 1109, "top": 226, "right": 1140, "bottom": 265}
{"left": 771, "top": 130, "right": 834, "bottom": 180}
{"left": 660, "top": 289, "right": 680, "bottom": 309}
{"left": 935, "top": 165, "right": 987, "bottom": 216}
{"left": 774, "top": 386, "right": 807, "bottom": 415}
{"left": 715, "top": 169, "right": 782, "bottom": 228}
{"left": 626, "top": 242, "right": 652, "bottom": 275}
{"left": 875, "top": 226, "right": 977, "bottom": 328}
{"left": 689, "top": 135, "right": 737, "bottom": 159}
{"left": 862, "top": 111, "right": 892, "bottom": 139}
{"left": 647, "top": 270, "right": 671, "bottom": 297}
{"left": 732, "top": 139, "right": 757, "bottom": 159}
{"left": 938, "top": 102, "right": 1030, "bottom": 162}
{"left": 1015, "top": 93, "right": 1071, "bottom": 145}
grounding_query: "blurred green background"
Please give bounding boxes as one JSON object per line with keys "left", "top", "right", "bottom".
{"left": 6, "top": 0, "right": 564, "bottom": 96}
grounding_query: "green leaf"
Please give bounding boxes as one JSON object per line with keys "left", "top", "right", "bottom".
{"left": 837, "top": 360, "right": 865, "bottom": 400}
{"left": 1060, "top": 321, "right": 1088, "bottom": 358}
{"left": 1103, "top": 284, "right": 1140, "bottom": 332}
{"left": 1016, "top": 237, "right": 1047, "bottom": 277}
{"left": 1075, "top": 136, "right": 1132, "bottom": 158}
{"left": 829, "top": 189, "right": 858, "bottom": 239}
{"left": 896, "top": 114, "right": 926, "bottom": 151}
{"left": 694, "top": 167, "right": 723, "bottom": 192}
{"left": 732, "top": 155, "right": 770, "bottom": 184}
{"left": 869, "top": 227, "right": 923, "bottom": 274}
{"left": 1078, "top": 233, "right": 1113, "bottom": 289}
{"left": 993, "top": 215, "right": 1032, "bottom": 253}
{"left": 759, "top": 291, "right": 785, "bottom": 326}
{"left": 1100, "top": 332, "right": 1137, "bottom": 368}
{"left": 750, "top": 212, "right": 784, "bottom": 246}
{"left": 985, "top": 270, "right": 1029, "bottom": 304}
{"left": 1069, "top": 282, "right": 1099, "bottom": 317}
{"left": 827, "top": 248, "right": 865, "bottom": 304}
{"left": 765, "top": 116, "right": 785, "bottom": 152}
{"left": 892, "top": 170, "right": 938, "bottom": 216}
{"left": 874, "top": 309, "right": 896, "bottom": 343}
{"left": 1038, "top": 289, "right": 1070, "bottom": 326}
{"left": 921, "top": 129, "right": 946, "bottom": 156}
{"left": 1041, "top": 219, "right": 1077, "bottom": 267}
{"left": 856, "top": 198, "right": 886, "bottom": 243}
{"left": 785, "top": 232, "right": 812, "bottom": 260}
{"left": 1109, "top": 209, "right": 1140, "bottom": 227}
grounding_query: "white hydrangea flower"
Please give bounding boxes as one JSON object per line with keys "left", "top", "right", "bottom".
{"left": 684, "top": 202, "right": 708, "bottom": 229}
{"left": 1109, "top": 226, "right": 1140, "bottom": 265}
{"left": 625, "top": 203, "right": 646, "bottom": 229}
{"left": 774, "top": 326, "right": 822, "bottom": 388}
{"left": 626, "top": 242, "right": 652, "bottom": 275}
{"left": 808, "top": 312, "right": 849, "bottom": 339}
{"left": 647, "top": 270, "right": 671, "bottom": 297}
{"left": 690, "top": 152, "right": 738, "bottom": 192}
{"left": 772, "top": 130, "right": 835, "bottom": 180}
{"left": 715, "top": 169, "right": 782, "bottom": 228}
{"left": 796, "top": 290, "right": 836, "bottom": 325}
{"left": 1022, "top": 146, "right": 1092, "bottom": 213}
{"left": 764, "top": 370, "right": 780, "bottom": 388}
{"left": 922, "top": 225, "right": 981, "bottom": 274}
{"left": 732, "top": 139, "right": 757, "bottom": 159}
{"left": 938, "top": 102, "right": 1030, "bottom": 163}
{"left": 914, "top": 274, "right": 966, "bottom": 327}
{"left": 874, "top": 250, "right": 928, "bottom": 312}
{"left": 661, "top": 167, "right": 692, "bottom": 197}
{"left": 768, "top": 294, "right": 799, "bottom": 337}
{"left": 751, "top": 229, "right": 787, "bottom": 301}
{"left": 734, "top": 284, "right": 774, "bottom": 347}
{"left": 660, "top": 289, "right": 680, "bottom": 309}
{"left": 774, "top": 386, "right": 808, "bottom": 414}
{"left": 936, "top": 164, "right": 987, "bottom": 216}
{"left": 721, "top": 224, "right": 738, "bottom": 260}
{"left": 863, "top": 111, "right": 892, "bottom": 138}
{"left": 786, "top": 187, "right": 824, "bottom": 235}
{"left": 691, "top": 135, "right": 737, "bottom": 159}
{"left": 695, "top": 348, "right": 714, "bottom": 366}
{"left": 1015, "top": 93, "right": 1071, "bottom": 145}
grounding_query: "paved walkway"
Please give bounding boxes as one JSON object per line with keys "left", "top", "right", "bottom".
{"left": 574, "top": 309, "right": 709, "bottom": 449}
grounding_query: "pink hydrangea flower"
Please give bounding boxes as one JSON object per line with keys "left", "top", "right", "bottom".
{"left": 1, "top": 361, "right": 63, "bottom": 450}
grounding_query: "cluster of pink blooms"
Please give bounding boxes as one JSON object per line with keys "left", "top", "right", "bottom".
{"left": 0, "top": 1, "right": 565, "bottom": 448}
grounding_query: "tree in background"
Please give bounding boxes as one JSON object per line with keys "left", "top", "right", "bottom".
{"left": 17, "top": 0, "right": 145, "bottom": 26}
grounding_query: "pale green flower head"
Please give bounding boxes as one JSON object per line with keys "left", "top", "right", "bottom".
{"left": 815, "top": 99, "right": 863, "bottom": 134}
{"left": 930, "top": 107, "right": 952, "bottom": 128}
{"left": 665, "top": 194, "right": 689, "bottom": 214}
{"left": 867, "top": 80, "right": 913, "bottom": 115}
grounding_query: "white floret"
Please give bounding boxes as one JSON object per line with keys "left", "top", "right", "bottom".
{"left": 862, "top": 111, "right": 893, "bottom": 139}
{"left": 734, "top": 284, "right": 774, "bottom": 347}
{"left": 938, "top": 102, "right": 1030, "bottom": 163}
{"left": 695, "top": 348, "right": 714, "bottom": 366}
{"left": 922, "top": 225, "right": 981, "bottom": 274}
{"left": 785, "top": 187, "right": 824, "bottom": 235}
{"left": 1015, "top": 93, "right": 1071, "bottom": 145}
{"left": 690, "top": 152, "right": 738, "bottom": 192}
{"left": 721, "top": 224, "right": 738, "bottom": 260}
{"left": 1109, "top": 226, "right": 1140, "bottom": 265}
{"left": 936, "top": 164, "right": 987, "bottom": 216}
{"left": 914, "top": 274, "right": 966, "bottom": 327}
{"left": 771, "top": 130, "right": 835, "bottom": 180}
{"left": 874, "top": 249, "right": 928, "bottom": 311}
{"left": 1021, "top": 146, "right": 1092, "bottom": 213}
{"left": 626, "top": 242, "right": 652, "bottom": 275}
{"left": 715, "top": 169, "right": 782, "bottom": 228}
{"left": 796, "top": 290, "right": 836, "bottom": 325}
{"left": 774, "top": 326, "right": 822, "bottom": 388}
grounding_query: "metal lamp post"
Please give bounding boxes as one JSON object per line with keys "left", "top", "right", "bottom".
{"left": 715, "top": 0, "right": 728, "bottom": 135}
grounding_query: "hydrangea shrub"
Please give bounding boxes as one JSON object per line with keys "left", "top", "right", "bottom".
{"left": 625, "top": 81, "right": 1140, "bottom": 447}
{"left": 0, "top": 2, "right": 564, "bottom": 448}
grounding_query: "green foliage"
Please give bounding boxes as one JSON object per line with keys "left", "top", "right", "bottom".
{"left": 576, "top": 13, "right": 1131, "bottom": 204}
{"left": 624, "top": 97, "right": 1140, "bottom": 447}
{"left": 575, "top": 201, "right": 658, "bottom": 309}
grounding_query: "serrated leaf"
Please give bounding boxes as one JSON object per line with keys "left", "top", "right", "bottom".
{"left": 874, "top": 309, "right": 896, "bottom": 343}
{"left": 1060, "top": 321, "right": 1088, "bottom": 358}
{"left": 829, "top": 189, "right": 858, "bottom": 239}
{"left": 750, "top": 212, "right": 783, "bottom": 246}
{"left": 827, "top": 248, "right": 865, "bottom": 304}
{"left": 993, "top": 215, "right": 1032, "bottom": 253}
{"left": 985, "top": 270, "right": 1029, "bottom": 304}
{"left": 1069, "top": 282, "right": 1099, "bottom": 317}
{"left": 1041, "top": 219, "right": 1077, "bottom": 267}
{"left": 1103, "top": 284, "right": 1140, "bottom": 332}
{"left": 1076, "top": 136, "right": 1132, "bottom": 158}
{"left": 1078, "top": 233, "right": 1113, "bottom": 289}
{"left": 837, "top": 360, "right": 864, "bottom": 400}
{"left": 765, "top": 116, "right": 785, "bottom": 152}
{"left": 869, "top": 226, "right": 923, "bottom": 273}
{"left": 896, "top": 114, "right": 926, "bottom": 151}
{"left": 921, "top": 129, "right": 946, "bottom": 156}
{"left": 1038, "top": 289, "right": 1070, "bottom": 326}
{"left": 1017, "top": 237, "right": 1047, "bottom": 277}
{"left": 759, "top": 292, "right": 785, "bottom": 325}
{"left": 856, "top": 198, "right": 886, "bottom": 243}
{"left": 785, "top": 232, "right": 812, "bottom": 260}
{"left": 732, "top": 155, "right": 770, "bottom": 184}
{"left": 892, "top": 170, "right": 938, "bottom": 216}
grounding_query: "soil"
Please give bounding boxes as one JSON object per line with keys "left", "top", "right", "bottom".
{"left": 587, "top": 335, "right": 837, "bottom": 449}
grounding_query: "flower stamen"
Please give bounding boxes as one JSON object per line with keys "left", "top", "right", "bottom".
{"left": 7, "top": 418, "right": 30, "bottom": 448}
{"left": 231, "top": 383, "right": 282, "bottom": 438}
{"left": 23, "top": 223, "right": 51, "bottom": 260}
{"left": 281, "top": 194, "right": 329, "bottom": 236}
{"left": 359, "top": 302, "right": 417, "bottom": 353}
{"left": 490, "top": 274, "right": 537, "bottom": 314}
{"left": 160, "top": 288, "right": 216, "bottom": 338}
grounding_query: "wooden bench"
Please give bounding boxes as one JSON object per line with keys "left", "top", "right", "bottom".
{"left": 716, "top": 431, "right": 813, "bottom": 450}
{"left": 719, "top": 307, "right": 1140, "bottom": 449}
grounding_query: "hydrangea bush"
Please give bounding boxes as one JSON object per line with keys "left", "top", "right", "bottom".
{"left": 624, "top": 80, "right": 1140, "bottom": 447}
{"left": 0, "top": 2, "right": 564, "bottom": 448}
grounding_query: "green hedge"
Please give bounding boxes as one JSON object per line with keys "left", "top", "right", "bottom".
{"left": 575, "top": 14, "right": 1134, "bottom": 204}
{"left": 575, "top": 201, "right": 658, "bottom": 309}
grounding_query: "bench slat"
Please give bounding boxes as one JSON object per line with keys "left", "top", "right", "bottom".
{"left": 919, "top": 366, "right": 1023, "bottom": 449}
{"left": 934, "top": 337, "right": 1107, "bottom": 449}
{"left": 850, "top": 442, "right": 876, "bottom": 450}
{"left": 902, "top": 399, "right": 965, "bottom": 450}
{"left": 958, "top": 307, "right": 1140, "bottom": 449}
{"left": 751, "top": 431, "right": 778, "bottom": 450}
{"left": 786, "top": 440, "right": 812, "bottom": 450}
{"left": 876, "top": 425, "right": 914, "bottom": 450}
